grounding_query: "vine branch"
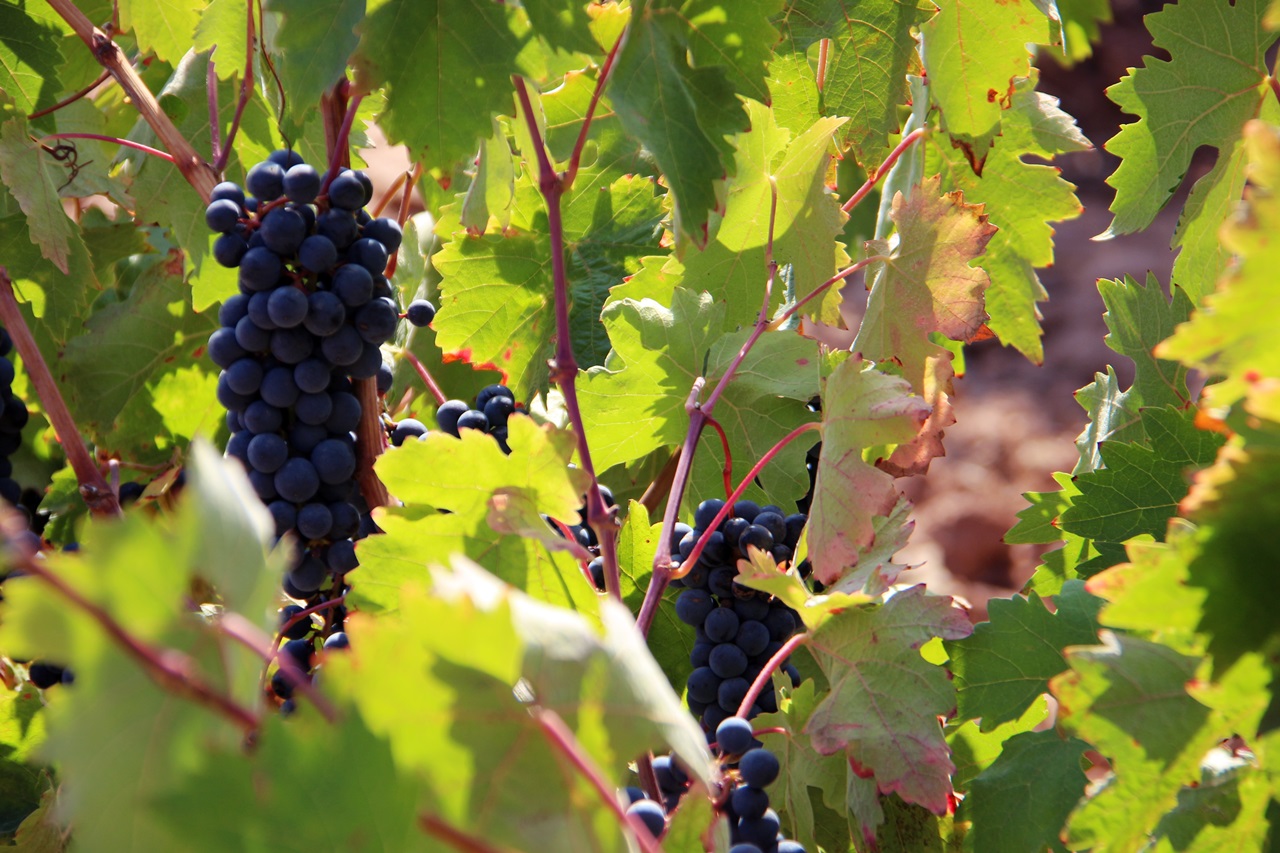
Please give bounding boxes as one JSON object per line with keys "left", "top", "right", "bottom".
{"left": 0, "top": 509, "right": 258, "bottom": 732}
{"left": 0, "top": 269, "right": 119, "bottom": 517}
{"left": 418, "top": 814, "right": 516, "bottom": 853}
{"left": 737, "top": 632, "right": 809, "bottom": 718}
{"left": 27, "top": 69, "right": 111, "bottom": 120}
{"left": 45, "top": 0, "right": 218, "bottom": 201}
{"left": 841, "top": 128, "right": 927, "bottom": 213}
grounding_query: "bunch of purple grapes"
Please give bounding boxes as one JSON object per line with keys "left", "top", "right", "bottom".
{"left": 387, "top": 383, "right": 524, "bottom": 453}
{"left": 672, "top": 499, "right": 806, "bottom": 732}
{"left": 205, "top": 150, "right": 400, "bottom": 607}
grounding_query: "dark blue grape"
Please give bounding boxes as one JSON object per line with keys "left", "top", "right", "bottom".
{"left": 317, "top": 209, "right": 358, "bottom": 248}
{"left": 326, "top": 539, "right": 358, "bottom": 572}
{"left": 303, "top": 290, "right": 346, "bottom": 337}
{"left": 709, "top": 643, "right": 748, "bottom": 679}
{"left": 234, "top": 316, "right": 272, "bottom": 352}
{"left": 211, "top": 181, "right": 246, "bottom": 206}
{"left": 246, "top": 161, "right": 285, "bottom": 201}
{"left": 695, "top": 499, "right": 726, "bottom": 531}
{"left": 475, "top": 384, "right": 514, "bottom": 409}
{"left": 405, "top": 299, "right": 435, "bottom": 327}
{"left": 28, "top": 663, "right": 64, "bottom": 689}
{"left": 286, "top": 554, "right": 326, "bottom": 594}
{"left": 732, "top": 786, "right": 769, "bottom": 823}
{"left": 352, "top": 170, "right": 374, "bottom": 204}
{"left": 435, "top": 399, "right": 469, "bottom": 436}
{"left": 764, "top": 606, "right": 797, "bottom": 642}
{"left": 482, "top": 396, "right": 514, "bottom": 429}
{"left": 248, "top": 468, "right": 278, "bottom": 501}
{"left": 294, "top": 359, "right": 331, "bottom": 394}
{"left": 205, "top": 198, "right": 242, "bottom": 233}
{"left": 275, "top": 458, "right": 320, "bottom": 503}
{"left": 268, "top": 286, "right": 308, "bottom": 328}
{"left": 705, "top": 607, "right": 739, "bottom": 643}
{"left": 311, "top": 438, "right": 356, "bottom": 484}
{"left": 295, "top": 391, "right": 333, "bottom": 425}
{"left": 260, "top": 366, "right": 300, "bottom": 408}
{"left": 376, "top": 361, "right": 393, "bottom": 394}
{"left": 320, "top": 325, "right": 362, "bottom": 365}
{"left": 709, "top": 566, "right": 736, "bottom": 598}
{"left": 225, "top": 430, "right": 252, "bottom": 464}
{"left": 296, "top": 503, "right": 333, "bottom": 540}
{"left": 784, "top": 513, "right": 807, "bottom": 547}
{"left": 690, "top": 641, "right": 712, "bottom": 668}
{"left": 456, "top": 409, "right": 488, "bottom": 433}
{"left": 686, "top": 666, "right": 720, "bottom": 704}
{"left": 391, "top": 418, "right": 427, "bottom": 446}
{"left": 372, "top": 274, "right": 394, "bottom": 300}
{"left": 626, "top": 799, "right": 665, "bottom": 839}
{"left": 738, "top": 748, "right": 780, "bottom": 788}
{"left": 329, "top": 502, "right": 360, "bottom": 539}
{"left": 703, "top": 704, "right": 730, "bottom": 732}
{"left": 216, "top": 373, "right": 252, "bottom": 412}
{"left": 219, "top": 293, "right": 250, "bottom": 327}
{"left": 270, "top": 327, "right": 314, "bottom": 364}
{"left": 362, "top": 217, "right": 402, "bottom": 253}
{"left": 327, "top": 171, "right": 365, "bottom": 210}
{"left": 289, "top": 422, "right": 327, "bottom": 454}
{"left": 735, "top": 620, "right": 770, "bottom": 657}
{"left": 259, "top": 207, "right": 307, "bottom": 255}
{"left": 283, "top": 163, "right": 321, "bottom": 204}
{"left": 238, "top": 247, "right": 283, "bottom": 291}
{"left": 323, "top": 632, "right": 349, "bottom": 651}
{"left": 247, "top": 433, "right": 288, "bottom": 473}
{"left": 247, "top": 291, "right": 279, "bottom": 331}
{"left": 716, "top": 716, "right": 755, "bottom": 756}
{"left": 223, "top": 358, "right": 262, "bottom": 395}
{"left": 734, "top": 596, "right": 770, "bottom": 622}
{"left": 278, "top": 603, "right": 311, "bottom": 639}
{"left": 722, "top": 517, "right": 750, "bottom": 550}
{"left": 717, "top": 677, "right": 750, "bottom": 714}
{"left": 347, "top": 237, "right": 388, "bottom": 275}
{"left": 297, "top": 234, "right": 337, "bottom": 273}
{"left": 738, "top": 524, "right": 774, "bottom": 554}
{"left": 268, "top": 149, "right": 305, "bottom": 169}
{"left": 268, "top": 501, "right": 298, "bottom": 539}
{"left": 733, "top": 501, "right": 762, "bottom": 522}
{"left": 347, "top": 342, "right": 383, "bottom": 380}
{"left": 777, "top": 841, "right": 806, "bottom": 853}
{"left": 675, "top": 588, "right": 715, "bottom": 627}
{"left": 354, "top": 297, "right": 398, "bottom": 343}
{"left": 331, "top": 264, "right": 374, "bottom": 306}
{"left": 325, "top": 392, "right": 361, "bottom": 433}
{"left": 214, "top": 232, "right": 249, "bottom": 267}
{"left": 753, "top": 511, "right": 787, "bottom": 543}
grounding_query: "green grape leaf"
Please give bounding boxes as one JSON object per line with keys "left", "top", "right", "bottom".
{"left": 460, "top": 117, "right": 515, "bottom": 234}
{"left": 352, "top": 0, "right": 522, "bottom": 171}
{"left": 1061, "top": 406, "right": 1224, "bottom": 543}
{"left": 918, "top": 0, "right": 1051, "bottom": 165}
{"left": 579, "top": 288, "right": 820, "bottom": 508}
{"left": 0, "top": 117, "right": 78, "bottom": 273}
{"left": 928, "top": 73, "right": 1089, "bottom": 362}
{"left": 0, "top": 686, "right": 47, "bottom": 837}
{"left": 675, "top": 102, "right": 849, "bottom": 330}
{"left": 1159, "top": 121, "right": 1280, "bottom": 412}
{"left": 8, "top": 782, "right": 63, "bottom": 852}
{"left": 808, "top": 359, "right": 928, "bottom": 590}
{"left": 958, "top": 729, "right": 1090, "bottom": 853}
{"left": 118, "top": 0, "right": 205, "bottom": 65}
{"left": 1181, "top": 446, "right": 1280, "bottom": 671}
{"left": 0, "top": 3, "right": 66, "bottom": 117}
{"left": 1054, "top": 638, "right": 1272, "bottom": 851}
{"left": 852, "top": 176, "right": 995, "bottom": 475}
{"left": 1104, "top": 0, "right": 1278, "bottom": 237}
{"left": 766, "top": 53, "right": 821, "bottom": 135}
{"left": 1057, "top": 0, "right": 1112, "bottom": 62}
{"left": 774, "top": 0, "right": 931, "bottom": 165}
{"left": 261, "top": 0, "right": 364, "bottom": 128}
{"left": 617, "top": 501, "right": 692, "bottom": 691}
{"left": 757, "top": 679, "right": 850, "bottom": 852}
{"left": 192, "top": 0, "right": 248, "bottom": 82}
{"left": 1007, "top": 471, "right": 1079, "bottom": 545}
{"left": 1074, "top": 275, "right": 1195, "bottom": 473}
{"left": 520, "top": 0, "right": 597, "bottom": 54}
{"left": 945, "top": 580, "right": 1102, "bottom": 729}
{"left": 59, "top": 253, "right": 221, "bottom": 458}
{"left": 1146, "top": 760, "right": 1276, "bottom": 853}
{"left": 805, "top": 585, "right": 972, "bottom": 814}
{"left": 0, "top": 212, "right": 99, "bottom": 347}
{"left": 675, "top": 0, "right": 780, "bottom": 106}
{"left": 155, "top": 710, "right": 431, "bottom": 851}
{"left": 947, "top": 696, "right": 1050, "bottom": 793}
{"left": 328, "top": 561, "right": 713, "bottom": 850}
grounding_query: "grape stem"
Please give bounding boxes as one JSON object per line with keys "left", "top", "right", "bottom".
{"left": 417, "top": 814, "right": 515, "bottom": 853}
{"left": 40, "top": 133, "right": 175, "bottom": 164}
{"left": 701, "top": 413, "right": 733, "bottom": 498}
{"left": 26, "top": 69, "right": 111, "bottom": 120}
{"left": 737, "top": 632, "right": 809, "bottom": 719}
{"left": 321, "top": 91, "right": 366, "bottom": 193}
{"left": 0, "top": 269, "right": 120, "bottom": 517}
{"left": 531, "top": 707, "right": 667, "bottom": 853}
{"left": 213, "top": 0, "right": 258, "bottom": 174}
{"left": 400, "top": 348, "right": 449, "bottom": 407}
{"left": 46, "top": 0, "right": 219, "bottom": 201}
{"left": 0, "top": 508, "right": 258, "bottom": 732}
{"left": 219, "top": 611, "right": 339, "bottom": 723}
{"left": 841, "top": 127, "right": 927, "bottom": 213}
{"left": 512, "top": 75, "right": 621, "bottom": 601}
{"left": 384, "top": 161, "right": 423, "bottom": 279}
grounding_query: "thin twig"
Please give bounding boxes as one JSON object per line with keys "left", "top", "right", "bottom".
{"left": 772, "top": 254, "right": 888, "bottom": 328}
{"left": 1, "top": 512, "right": 258, "bottom": 731}
{"left": 321, "top": 92, "right": 365, "bottom": 192}
{"left": 0, "top": 269, "right": 119, "bottom": 516}
{"left": 701, "top": 414, "right": 732, "bottom": 498}
{"left": 564, "top": 29, "right": 626, "bottom": 189}
{"left": 816, "top": 39, "right": 830, "bottom": 92}
{"left": 401, "top": 349, "right": 448, "bottom": 407}
{"left": 737, "top": 633, "right": 809, "bottom": 718}
{"left": 513, "top": 75, "right": 621, "bottom": 600}
{"left": 275, "top": 594, "right": 347, "bottom": 644}
{"left": 27, "top": 69, "right": 111, "bottom": 120}
{"left": 841, "top": 128, "right": 927, "bottom": 213}
{"left": 418, "top": 814, "right": 515, "bottom": 853}
{"left": 532, "top": 708, "right": 666, "bottom": 853}
{"left": 45, "top": 0, "right": 218, "bottom": 200}
{"left": 206, "top": 48, "right": 221, "bottom": 167}
{"left": 41, "top": 133, "right": 175, "bottom": 163}
{"left": 385, "top": 162, "right": 423, "bottom": 278}
{"left": 370, "top": 169, "right": 409, "bottom": 218}
{"left": 215, "top": 0, "right": 257, "bottom": 174}
{"left": 219, "top": 611, "right": 339, "bottom": 723}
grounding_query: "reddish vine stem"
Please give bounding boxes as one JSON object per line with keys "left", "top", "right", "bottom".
{"left": 41, "top": 132, "right": 175, "bottom": 163}
{"left": 0, "top": 511, "right": 258, "bottom": 731}
{"left": 736, "top": 632, "right": 809, "bottom": 719}
{"left": 322, "top": 91, "right": 365, "bottom": 192}
{"left": 371, "top": 169, "right": 409, "bottom": 218}
{"left": 384, "top": 162, "right": 423, "bottom": 278}
{"left": 418, "top": 814, "right": 515, "bottom": 853}
{"left": 701, "top": 413, "right": 732, "bottom": 498}
{"left": 214, "top": 0, "right": 258, "bottom": 174}
{"left": 46, "top": 0, "right": 218, "bottom": 201}
{"left": 772, "top": 254, "right": 888, "bottom": 329}
{"left": 0, "top": 269, "right": 119, "bottom": 516}
{"left": 676, "top": 421, "right": 821, "bottom": 578}
{"left": 532, "top": 707, "right": 666, "bottom": 853}
{"left": 816, "top": 39, "right": 830, "bottom": 92}
{"left": 563, "top": 28, "right": 627, "bottom": 188}
{"left": 841, "top": 128, "right": 927, "bottom": 213}
{"left": 400, "top": 349, "right": 448, "bottom": 407}
{"left": 27, "top": 69, "right": 111, "bottom": 120}
{"left": 219, "top": 611, "right": 339, "bottom": 723}
{"left": 512, "top": 75, "right": 621, "bottom": 600}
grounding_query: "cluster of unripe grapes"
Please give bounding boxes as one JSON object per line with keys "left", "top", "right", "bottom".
{"left": 672, "top": 499, "right": 806, "bottom": 731}
{"left": 622, "top": 719, "right": 804, "bottom": 852}
{"left": 205, "top": 150, "right": 400, "bottom": 610}
{"left": 388, "top": 383, "right": 524, "bottom": 453}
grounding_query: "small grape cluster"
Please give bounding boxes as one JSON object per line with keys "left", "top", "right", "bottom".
{"left": 0, "top": 327, "right": 29, "bottom": 509}
{"left": 715, "top": 717, "right": 805, "bottom": 853}
{"left": 205, "top": 149, "right": 401, "bottom": 604}
{"left": 268, "top": 602, "right": 349, "bottom": 713}
{"left": 389, "top": 383, "right": 526, "bottom": 454}
{"left": 672, "top": 499, "right": 806, "bottom": 732}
